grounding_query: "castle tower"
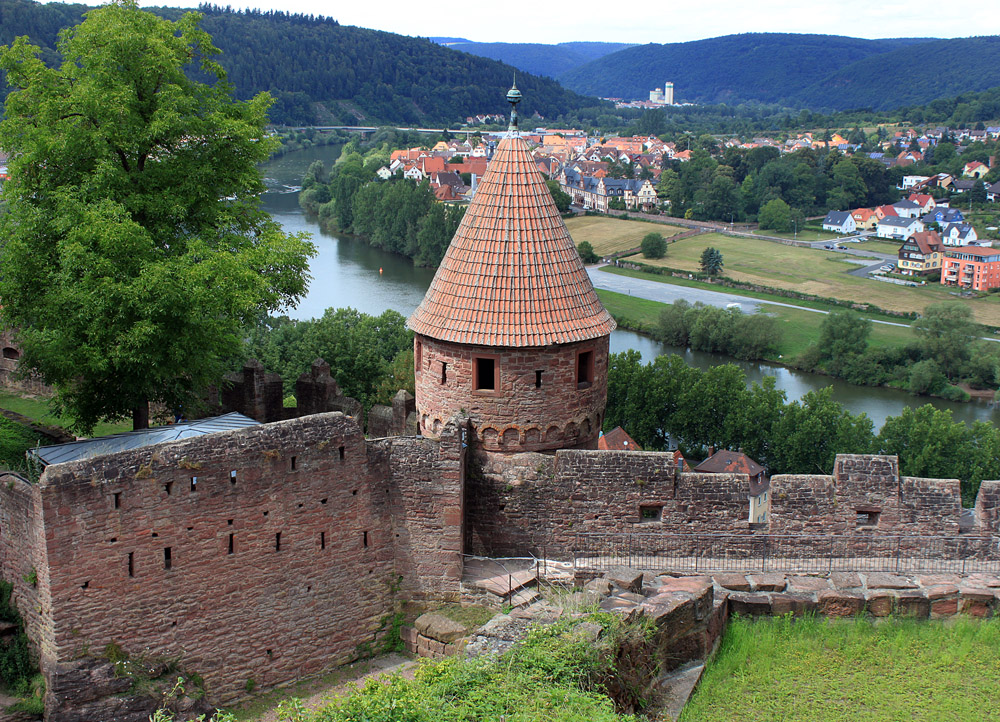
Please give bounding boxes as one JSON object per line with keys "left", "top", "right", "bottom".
{"left": 408, "top": 83, "right": 616, "bottom": 453}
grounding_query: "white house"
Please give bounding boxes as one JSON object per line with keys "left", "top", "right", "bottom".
{"left": 822, "top": 211, "right": 857, "bottom": 234}
{"left": 376, "top": 166, "right": 393, "bottom": 180}
{"left": 902, "top": 175, "right": 930, "bottom": 190}
{"left": 941, "top": 223, "right": 978, "bottom": 246}
{"left": 891, "top": 199, "right": 922, "bottom": 218}
{"left": 877, "top": 216, "right": 924, "bottom": 241}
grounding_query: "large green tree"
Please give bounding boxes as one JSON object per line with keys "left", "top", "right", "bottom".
{"left": 0, "top": 1, "right": 315, "bottom": 431}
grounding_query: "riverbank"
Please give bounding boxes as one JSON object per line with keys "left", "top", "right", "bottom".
{"left": 595, "top": 287, "right": 994, "bottom": 406}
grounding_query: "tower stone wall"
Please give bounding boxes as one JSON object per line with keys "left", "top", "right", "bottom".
{"left": 415, "top": 334, "right": 608, "bottom": 452}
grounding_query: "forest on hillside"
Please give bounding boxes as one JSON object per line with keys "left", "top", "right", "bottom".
{"left": 0, "top": 0, "right": 608, "bottom": 126}
{"left": 559, "top": 33, "right": 1000, "bottom": 112}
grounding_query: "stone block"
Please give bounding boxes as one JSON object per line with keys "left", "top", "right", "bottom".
{"left": 728, "top": 592, "right": 772, "bottom": 617}
{"left": 959, "top": 587, "right": 995, "bottom": 617}
{"left": 786, "top": 576, "right": 830, "bottom": 593}
{"left": 749, "top": 573, "right": 787, "bottom": 592}
{"left": 864, "top": 590, "right": 894, "bottom": 617}
{"left": 606, "top": 566, "right": 644, "bottom": 593}
{"left": 713, "top": 573, "right": 751, "bottom": 591}
{"left": 618, "top": 591, "right": 648, "bottom": 604}
{"left": 892, "top": 590, "right": 930, "bottom": 618}
{"left": 414, "top": 613, "right": 467, "bottom": 643}
{"left": 817, "top": 589, "right": 865, "bottom": 617}
{"left": 830, "top": 572, "right": 862, "bottom": 589}
{"left": 924, "top": 584, "right": 959, "bottom": 600}
{"left": 657, "top": 576, "right": 712, "bottom": 595}
{"left": 931, "top": 598, "right": 958, "bottom": 618}
{"left": 583, "top": 578, "right": 612, "bottom": 595}
{"left": 865, "top": 573, "right": 918, "bottom": 590}
{"left": 770, "top": 593, "right": 815, "bottom": 616}
{"left": 400, "top": 626, "right": 418, "bottom": 646}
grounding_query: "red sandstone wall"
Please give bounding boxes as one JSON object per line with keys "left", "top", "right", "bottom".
{"left": 464, "top": 449, "right": 751, "bottom": 557}
{"left": 414, "top": 335, "right": 608, "bottom": 452}
{"left": 0, "top": 474, "right": 52, "bottom": 659}
{"left": 975, "top": 480, "right": 1000, "bottom": 534}
{"left": 770, "top": 455, "right": 962, "bottom": 538}
{"left": 30, "top": 412, "right": 463, "bottom": 705}
{"left": 389, "top": 420, "right": 466, "bottom": 601}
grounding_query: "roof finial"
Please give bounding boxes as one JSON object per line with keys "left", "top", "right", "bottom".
{"left": 506, "top": 77, "right": 522, "bottom": 133}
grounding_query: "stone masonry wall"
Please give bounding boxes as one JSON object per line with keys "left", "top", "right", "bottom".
{"left": 26, "top": 412, "right": 464, "bottom": 710}
{"left": 389, "top": 419, "right": 466, "bottom": 601}
{"left": 0, "top": 473, "right": 51, "bottom": 660}
{"left": 465, "top": 449, "right": 750, "bottom": 557}
{"left": 770, "top": 455, "right": 963, "bottom": 543}
{"left": 415, "top": 335, "right": 608, "bottom": 452}
{"left": 975, "top": 481, "right": 1000, "bottom": 534}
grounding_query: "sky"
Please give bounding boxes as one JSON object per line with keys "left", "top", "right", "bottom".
{"left": 75, "top": 0, "right": 996, "bottom": 44}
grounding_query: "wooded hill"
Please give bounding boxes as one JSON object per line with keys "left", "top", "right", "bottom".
{"left": 0, "top": 0, "right": 608, "bottom": 126}
{"left": 557, "top": 33, "right": 1000, "bottom": 111}
{"left": 430, "top": 39, "right": 633, "bottom": 79}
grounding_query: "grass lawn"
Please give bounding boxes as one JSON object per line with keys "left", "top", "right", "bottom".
{"left": 750, "top": 228, "right": 838, "bottom": 243}
{"left": 0, "top": 392, "right": 130, "bottom": 438}
{"left": 596, "top": 288, "right": 917, "bottom": 361}
{"left": 602, "top": 266, "right": 909, "bottom": 324}
{"left": 564, "top": 215, "right": 686, "bottom": 256}
{"left": 682, "top": 615, "right": 1000, "bottom": 722}
{"left": 760, "top": 304, "right": 916, "bottom": 359}
{"left": 595, "top": 289, "right": 664, "bottom": 332}
{"left": 624, "top": 232, "right": 1000, "bottom": 326}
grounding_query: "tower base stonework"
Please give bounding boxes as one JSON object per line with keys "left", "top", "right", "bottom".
{"left": 415, "top": 334, "right": 608, "bottom": 452}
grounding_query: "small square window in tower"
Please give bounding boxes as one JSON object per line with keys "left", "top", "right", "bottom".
{"left": 474, "top": 357, "right": 496, "bottom": 391}
{"left": 577, "top": 350, "right": 594, "bottom": 389}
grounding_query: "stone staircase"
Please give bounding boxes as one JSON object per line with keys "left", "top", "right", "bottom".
{"left": 467, "top": 568, "right": 540, "bottom": 609}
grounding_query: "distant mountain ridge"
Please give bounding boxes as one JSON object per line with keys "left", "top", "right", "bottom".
{"left": 0, "top": 0, "right": 607, "bottom": 125}
{"left": 432, "top": 39, "right": 634, "bottom": 79}
{"left": 556, "top": 33, "right": 1000, "bottom": 111}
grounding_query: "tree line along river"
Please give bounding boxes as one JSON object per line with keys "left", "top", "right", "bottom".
{"left": 260, "top": 145, "right": 1000, "bottom": 431}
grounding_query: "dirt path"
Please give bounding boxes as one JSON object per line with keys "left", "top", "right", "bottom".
{"left": 246, "top": 654, "right": 418, "bottom": 722}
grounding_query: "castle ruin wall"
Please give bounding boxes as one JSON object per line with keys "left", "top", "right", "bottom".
{"left": 465, "top": 449, "right": 750, "bottom": 557}
{"left": 17, "top": 412, "right": 464, "bottom": 710}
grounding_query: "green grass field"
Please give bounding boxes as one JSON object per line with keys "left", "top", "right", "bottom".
{"left": 595, "top": 289, "right": 917, "bottom": 361}
{"left": 564, "top": 215, "right": 686, "bottom": 256}
{"left": 622, "top": 232, "right": 1000, "bottom": 326}
{"left": 682, "top": 616, "right": 1000, "bottom": 722}
{"left": 0, "top": 392, "right": 130, "bottom": 437}
{"left": 751, "top": 228, "right": 838, "bottom": 242}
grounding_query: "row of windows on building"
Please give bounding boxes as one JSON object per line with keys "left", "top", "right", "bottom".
{"left": 417, "top": 344, "right": 595, "bottom": 391}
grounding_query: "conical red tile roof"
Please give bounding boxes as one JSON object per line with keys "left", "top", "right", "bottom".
{"left": 408, "top": 134, "right": 616, "bottom": 347}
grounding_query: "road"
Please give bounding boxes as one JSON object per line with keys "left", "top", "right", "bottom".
{"left": 588, "top": 265, "right": 919, "bottom": 330}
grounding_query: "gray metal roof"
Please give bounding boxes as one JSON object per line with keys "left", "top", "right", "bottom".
{"left": 30, "top": 412, "right": 260, "bottom": 467}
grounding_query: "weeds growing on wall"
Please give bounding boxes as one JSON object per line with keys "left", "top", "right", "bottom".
{"left": 0, "top": 579, "right": 37, "bottom": 697}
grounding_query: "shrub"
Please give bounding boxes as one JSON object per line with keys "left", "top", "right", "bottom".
{"left": 577, "top": 241, "right": 600, "bottom": 264}
{"left": 640, "top": 232, "right": 666, "bottom": 259}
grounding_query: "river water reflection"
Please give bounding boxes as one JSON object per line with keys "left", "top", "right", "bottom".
{"left": 261, "top": 146, "right": 999, "bottom": 430}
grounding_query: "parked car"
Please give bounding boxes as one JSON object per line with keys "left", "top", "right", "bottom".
{"left": 823, "top": 244, "right": 834, "bottom": 249}
{"left": 880, "top": 264, "right": 895, "bottom": 272}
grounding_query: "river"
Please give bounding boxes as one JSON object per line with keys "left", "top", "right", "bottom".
{"left": 260, "top": 145, "right": 1000, "bottom": 430}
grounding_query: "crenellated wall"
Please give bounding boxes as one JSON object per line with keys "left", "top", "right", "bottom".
{"left": 769, "top": 454, "right": 963, "bottom": 537}
{"left": 465, "top": 449, "right": 750, "bottom": 557}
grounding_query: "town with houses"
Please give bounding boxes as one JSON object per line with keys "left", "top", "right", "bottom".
{"left": 382, "top": 121, "right": 1000, "bottom": 289}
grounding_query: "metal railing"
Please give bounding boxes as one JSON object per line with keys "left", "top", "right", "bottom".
{"left": 571, "top": 533, "right": 1000, "bottom": 575}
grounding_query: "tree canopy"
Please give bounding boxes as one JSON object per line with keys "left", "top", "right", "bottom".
{"left": 0, "top": 1, "right": 315, "bottom": 431}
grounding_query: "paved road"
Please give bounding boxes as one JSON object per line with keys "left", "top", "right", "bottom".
{"left": 589, "top": 265, "right": 920, "bottom": 331}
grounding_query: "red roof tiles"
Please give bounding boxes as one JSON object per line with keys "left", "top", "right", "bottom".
{"left": 408, "top": 134, "right": 616, "bottom": 347}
